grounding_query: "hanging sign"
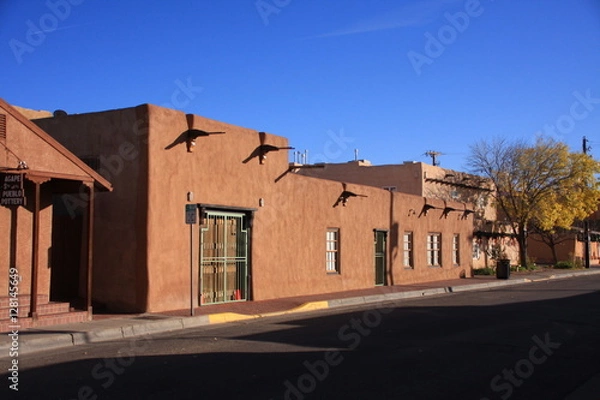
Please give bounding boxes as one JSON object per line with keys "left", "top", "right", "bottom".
{"left": 1, "top": 174, "right": 25, "bottom": 207}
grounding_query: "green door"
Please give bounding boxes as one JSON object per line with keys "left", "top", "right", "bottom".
{"left": 374, "top": 230, "right": 387, "bottom": 286}
{"left": 200, "top": 211, "right": 248, "bottom": 305}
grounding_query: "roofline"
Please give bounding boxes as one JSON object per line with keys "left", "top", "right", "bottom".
{"left": 0, "top": 98, "right": 112, "bottom": 191}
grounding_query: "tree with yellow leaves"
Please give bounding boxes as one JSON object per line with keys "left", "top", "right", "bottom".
{"left": 469, "top": 137, "right": 600, "bottom": 267}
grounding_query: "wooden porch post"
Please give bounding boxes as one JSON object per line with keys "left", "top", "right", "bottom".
{"left": 84, "top": 182, "right": 95, "bottom": 319}
{"left": 28, "top": 176, "right": 49, "bottom": 319}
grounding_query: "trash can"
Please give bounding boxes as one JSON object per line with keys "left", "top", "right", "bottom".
{"left": 496, "top": 259, "right": 511, "bottom": 279}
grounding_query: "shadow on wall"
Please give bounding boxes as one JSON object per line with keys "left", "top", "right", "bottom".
{"left": 388, "top": 189, "right": 398, "bottom": 286}
{"left": 164, "top": 129, "right": 226, "bottom": 153}
{"left": 242, "top": 131, "right": 294, "bottom": 165}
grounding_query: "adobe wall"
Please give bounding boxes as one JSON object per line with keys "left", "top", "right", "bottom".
{"left": 527, "top": 235, "right": 600, "bottom": 265}
{"left": 2, "top": 103, "right": 92, "bottom": 179}
{"left": 144, "top": 106, "right": 473, "bottom": 312}
{"left": 0, "top": 185, "right": 52, "bottom": 299}
{"left": 0, "top": 101, "right": 61, "bottom": 299}
{"left": 33, "top": 104, "right": 473, "bottom": 313}
{"left": 300, "top": 160, "right": 491, "bottom": 268}
{"left": 298, "top": 161, "right": 424, "bottom": 196}
{"left": 34, "top": 107, "right": 149, "bottom": 311}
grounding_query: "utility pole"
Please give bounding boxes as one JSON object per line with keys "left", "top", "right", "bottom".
{"left": 583, "top": 136, "right": 591, "bottom": 269}
{"left": 425, "top": 150, "right": 443, "bottom": 166}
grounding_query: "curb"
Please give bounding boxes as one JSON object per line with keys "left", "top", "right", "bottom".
{"left": 528, "top": 268, "right": 600, "bottom": 282}
{"left": 449, "top": 278, "right": 531, "bottom": 292}
{"left": 3, "top": 270, "right": 599, "bottom": 357}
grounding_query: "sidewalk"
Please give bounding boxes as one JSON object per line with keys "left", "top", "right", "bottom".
{"left": 2, "top": 267, "right": 600, "bottom": 357}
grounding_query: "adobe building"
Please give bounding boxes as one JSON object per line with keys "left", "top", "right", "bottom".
{"left": 295, "top": 160, "right": 521, "bottom": 269}
{"left": 0, "top": 99, "right": 111, "bottom": 331}
{"left": 527, "top": 233, "right": 599, "bottom": 265}
{"left": 32, "top": 104, "right": 475, "bottom": 313}
{"left": 527, "top": 211, "right": 600, "bottom": 266}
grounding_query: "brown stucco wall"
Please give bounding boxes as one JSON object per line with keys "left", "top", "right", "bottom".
{"left": 11, "top": 105, "right": 53, "bottom": 120}
{"left": 299, "top": 160, "right": 497, "bottom": 270}
{"left": 298, "top": 160, "right": 425, "bottom": 196}
{"left": 144, "top": 105, "right": 473, "bottom": 312}
{"left": 2, "top": 103, "right": 91, "bottom": 179}
{"left": 0, "top": 187, "right": 52, "bottom": 299}
{"left": 34, "top": 107, "right": 149, "bottom": 311}
{"left": 0, "top": 103, "right": 73, "bottom": 300}
{"left": 145, "top": 105, "right": 300, "bottom": 310}
{"left": 527, "top": 235, "right": 600, "bottom": 265}
{"left": 34, "top": 104, "right": 473, "bottom": 313}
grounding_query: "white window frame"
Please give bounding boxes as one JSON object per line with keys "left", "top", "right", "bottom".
{"left": 427, "top": 233, "right": 442, "bottom": 267}
{"left": 403, "top": 232, "right": 414, "bottom": 268}
{"left": 452, "top": 234, "right": 460, "bottom": 266}
{"left": 326, "top": 228, "right": 340, "bottom": 273}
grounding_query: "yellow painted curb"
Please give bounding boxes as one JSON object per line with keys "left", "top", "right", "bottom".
{"left": 287, "top": 301, "right": 330, "bottom": 314}
{"left": 259, "top": 301, "right": 331, "bottom": 318}
{"left": 209, "top": 301, "right": 330, "bottom": 323}
{"left": 208, "top": 312, "right": 259, "bottom": 324}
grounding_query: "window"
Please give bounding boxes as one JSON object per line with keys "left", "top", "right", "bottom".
{"left": 473, "top": 240, "right": 481, "bottom": 260}
{"left": 326, "top": 228, "right": 340, "bottom": 273}
{"left": 477, "top": 196, "right": 486, "bottom": 209}
{"left": 453, "top": 234, "right": 460, "bottom": 265}
{"left": 427, "top": 233, "right": 441, "bottom": 267}
{"left": 403, "top": 232, "right": 413, "bottom": 268}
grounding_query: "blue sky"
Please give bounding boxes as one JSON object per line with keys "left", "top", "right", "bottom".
{"left": 2, "top": 0, "right": 599, "bottom": 171}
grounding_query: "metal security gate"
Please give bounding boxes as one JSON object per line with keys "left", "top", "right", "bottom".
{"left": 374, "top": 230, "right": 387, "bottom": 286}
{"left": 200, "top": 211, "right": 248, "bottom": 305}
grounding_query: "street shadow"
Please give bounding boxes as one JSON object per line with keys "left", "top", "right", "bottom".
{"left": 4, "top": 290, "right": 600, "bottom": 400}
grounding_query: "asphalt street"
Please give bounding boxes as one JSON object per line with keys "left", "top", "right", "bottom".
{"left": 2, "top": 275, "right": 600, "bottom": 400}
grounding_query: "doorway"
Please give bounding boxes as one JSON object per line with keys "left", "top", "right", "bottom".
{"left": 200, "top": 211, "right": 249, "bottom": 305}
{"left": 374, "top": 230, "right": 387, "bottom": 286}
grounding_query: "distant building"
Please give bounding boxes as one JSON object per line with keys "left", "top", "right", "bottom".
{"left": 527, "top": 212, "right": 600, "bottom": 266}
{"left": 294, "top": 159, "right": 522, "bottom": 268}
{"left": 29, "top": 104, "right": 475, "bottom": 313}
{"left": 296, "top": 158, "right": 600, "bottom": 267}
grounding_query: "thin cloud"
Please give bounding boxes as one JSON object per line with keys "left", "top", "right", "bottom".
{"left": 306, "top": 0, "right": 463, "bottom": 39}
{"left": 28, "top": 22, "right": 96, "bottom": 35}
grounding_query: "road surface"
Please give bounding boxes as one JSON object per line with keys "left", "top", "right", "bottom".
{"left": 2, "top": 275, "right": 600, "bottom": 399}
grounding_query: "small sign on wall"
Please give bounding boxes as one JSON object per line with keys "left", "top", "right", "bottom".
{"left": 185, "top": 204, "right": 197, "bottom": 225}
{"left": 1, "top": 173, "right": 25, "bottom": 207}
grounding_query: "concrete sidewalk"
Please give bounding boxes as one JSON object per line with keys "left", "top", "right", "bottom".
{"left": 2, "top": 267, "right": 600, "bottom": 357}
